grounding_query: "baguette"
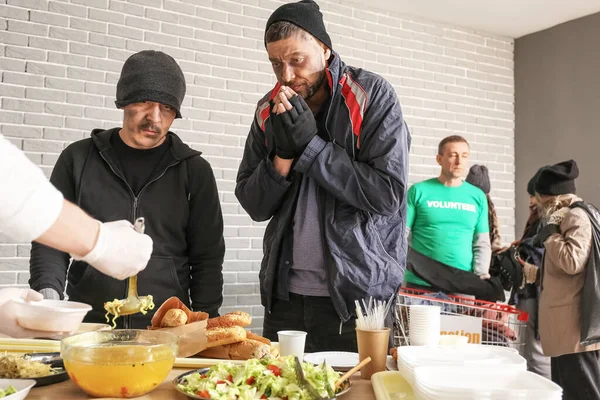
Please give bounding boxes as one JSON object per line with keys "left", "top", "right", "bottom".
{"left": 246, "top": 331, "right": 271, "bottom": 346}
{"left": 207, "top": 311, "right": 252, "bottom": 329}
{"left": 206, "top": 326, "right": 246, "bottom": 348}
{"left": 229, "top": 339, "right": 272, "bottom": 360}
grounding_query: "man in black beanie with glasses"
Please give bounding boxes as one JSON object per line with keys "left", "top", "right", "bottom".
{"left": 236, "top": 0, "right": 411, "bottom": 352}
{"left": 29, "top": 50, "right": 225, "bottom": 329}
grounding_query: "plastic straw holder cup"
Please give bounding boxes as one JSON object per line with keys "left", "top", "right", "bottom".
{"left": 356, "top": 327, "right": 390, "bottom": 380}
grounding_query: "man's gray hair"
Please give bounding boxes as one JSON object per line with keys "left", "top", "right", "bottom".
{"left": 265, "top": 21, "right": 308, "bottom": 44}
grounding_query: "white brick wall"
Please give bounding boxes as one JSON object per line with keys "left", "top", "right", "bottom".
{"left": 0, "top": 0, "right": 515, "bottom": 329}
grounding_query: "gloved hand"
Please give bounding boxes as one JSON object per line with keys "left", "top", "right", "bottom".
{"left": 518, "top": 259, "right": 539, "bottom": 289}
{"left": 270, "top": 95, "right": 318, "bottom": 159}
{"left": 71, "top": 220, "right": 153, "bottom": 280}
{"left": 535, "top": 207, "right": 570, "bottom": 245}
{"left": 0, "top": 288, "right": 55, "bottom": 338}
{"left": 40, "top": 288, "right": 61, "bottom": 300}
{"left": 548, "top": 207, "right": 571, "bottom": 225}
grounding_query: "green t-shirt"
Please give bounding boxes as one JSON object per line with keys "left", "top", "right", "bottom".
{"left": 405, "top": 178, "right": 489, "bottom": 286}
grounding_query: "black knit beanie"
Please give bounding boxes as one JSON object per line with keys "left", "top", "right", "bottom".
{"left": 265, "top": 0, "right": 332, "bottom": 50}
{"left": 466, "top": 164, "right": 491, "bottom": 194}
{"left": 115, "top": 50, "right": 186, "bottom": 119}
{"left": 535, "top": 160, "right": 579, "bottom": 196}
{"left": 527, "top": 166, "right": 546, "bottom": 196}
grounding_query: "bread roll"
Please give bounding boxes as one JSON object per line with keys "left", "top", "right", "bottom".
{"left": 269, "top": 346, "right": 280, "bottom": 358}
{"left": 161, "top": 309, "right": 188, "bottom": 327}
{"left": 229, "top": 339, "right": 271, "bottom": 360}
{"left": 150, "top": 296, "right": 208, "bottom": 328}
{"left": 206, "top": 326, "right": 246, "bottom": 348}
{"left": 246, "top": 331, "right": 271, "bottom": 346}
{"left": 207, "top": 311, "right": 252, "bottom": 329}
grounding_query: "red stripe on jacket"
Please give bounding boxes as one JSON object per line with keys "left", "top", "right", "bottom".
{"left": 340, "top": 73, "right": 368, "bottom": 148}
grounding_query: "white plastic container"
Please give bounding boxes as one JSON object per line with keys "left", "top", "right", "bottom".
{"left": 397, "top": 345, "right": 526, "bottom": 385}
{"left": 413, "top": 366, "right": 562, "bottom": 399}
{"left": 0, "top": 379, "right": 36, "bottom": 400}
{"left": 439, "top": 334, "right": 469, "bottom": 346}
{"left": 12, "top": 298, "right": 92, "bottom": 332}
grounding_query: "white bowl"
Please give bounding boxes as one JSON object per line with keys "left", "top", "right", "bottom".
{"left": 12, "top": 299, "right": 92, "bottom": 332}
{"left": 0, "top": 379, "right": 36, "bottom": 400}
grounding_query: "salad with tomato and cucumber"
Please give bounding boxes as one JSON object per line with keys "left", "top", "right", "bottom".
{"left": 178, "top": 355, "right": 342, "bottom": 400}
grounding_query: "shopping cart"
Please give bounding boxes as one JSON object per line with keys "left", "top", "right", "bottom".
{"left": 394, "top": 287, "right": 529, "bottom": 352}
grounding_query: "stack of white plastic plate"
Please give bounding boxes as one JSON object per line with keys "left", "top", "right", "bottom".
{"left": 397, "top": 345, "right": 526, "bottom": 385}
{"left": 408, "top": 305, "right": 441, "bottom": 346}
{"left": 413, "top": 366, "right": 562, "bottom": 399}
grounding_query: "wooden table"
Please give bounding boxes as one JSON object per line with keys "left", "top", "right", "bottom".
{"left": 27, "top": 369, "right": 376, "bottom": 400}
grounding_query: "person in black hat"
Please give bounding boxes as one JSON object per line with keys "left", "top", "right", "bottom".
{"left": 29, "top": 50, "right": 225, "bottom": 329}
{"left": 236, "top": 0, "right": 411, "bottom": 352}
{"left": 529, "top": 159, "right": 600, "bottom": 399}
{"left": 466, "top": 164, "right": 501, "bottom": 252}
{"left": 505, "top": 165, "right": 551, "bottom": 379}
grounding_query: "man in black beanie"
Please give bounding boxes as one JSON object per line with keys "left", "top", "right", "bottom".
{"left": 236, "top": 0, "right": 411, "bottom": 352}
{"left": 29, "top": 50, "right": 225, "bottom": 329}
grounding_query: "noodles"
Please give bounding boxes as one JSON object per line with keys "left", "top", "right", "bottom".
{"left": 104, "top": 299, "right": 125, "bottom": 328}
{"left": 0, "top": 354, "right": 55, "bottom": 379}
{"left": 103, "top": 296, "right": 155, "bottom": 328}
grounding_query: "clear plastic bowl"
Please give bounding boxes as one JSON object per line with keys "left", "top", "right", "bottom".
{"left": 61, "top": 330, "right": 178, "bottom": 398}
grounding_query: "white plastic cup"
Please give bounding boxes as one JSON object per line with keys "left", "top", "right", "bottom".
{"left": 409, "top": 305, "right": 440, "bottom": 346}
{"left": 277, "top": 330, "right": 307, "bottom": 360}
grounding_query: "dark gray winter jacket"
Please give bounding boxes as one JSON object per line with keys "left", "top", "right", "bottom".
{"left": 235, "top": 52, "right": 411, "bottom": 323}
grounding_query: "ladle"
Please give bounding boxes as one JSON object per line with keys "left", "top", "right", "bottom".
{"left": 113, "top": 217, "right": 152, "bottom": 316}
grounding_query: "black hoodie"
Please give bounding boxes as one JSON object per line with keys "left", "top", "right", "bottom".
{"left": 29, "top": 128, "right": 225, "bottom": 328}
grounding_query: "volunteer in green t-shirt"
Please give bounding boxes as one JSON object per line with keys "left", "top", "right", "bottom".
{"left": 405, "top": 135, "right": 491, "bottom": 287}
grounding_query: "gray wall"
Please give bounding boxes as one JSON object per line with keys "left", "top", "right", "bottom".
{"left": 515, "top": 12, "right": 600, "bottom": 234}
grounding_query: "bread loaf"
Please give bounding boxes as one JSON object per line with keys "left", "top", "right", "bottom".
{"left": 229, "top": 339, "right": 271, "bottom": 360}
{"left": 246, "top": 331, "right": 271, "bottom": 346}
{"left": 205, "top": 326, "right": 246, "bottom": 348}
{"left": 206, "top": 311, "right": 252, "bottom": 329}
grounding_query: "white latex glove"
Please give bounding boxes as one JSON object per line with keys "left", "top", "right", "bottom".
{"left": 71, "top": 220, "right": 153, "bottom": 280}
{"left": 0, "top": 288, "right": 55, "bottom": 338}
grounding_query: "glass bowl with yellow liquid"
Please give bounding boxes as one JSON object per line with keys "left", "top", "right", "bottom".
{"left": 61, "top": 330, "right": 178, "bottom": 398}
